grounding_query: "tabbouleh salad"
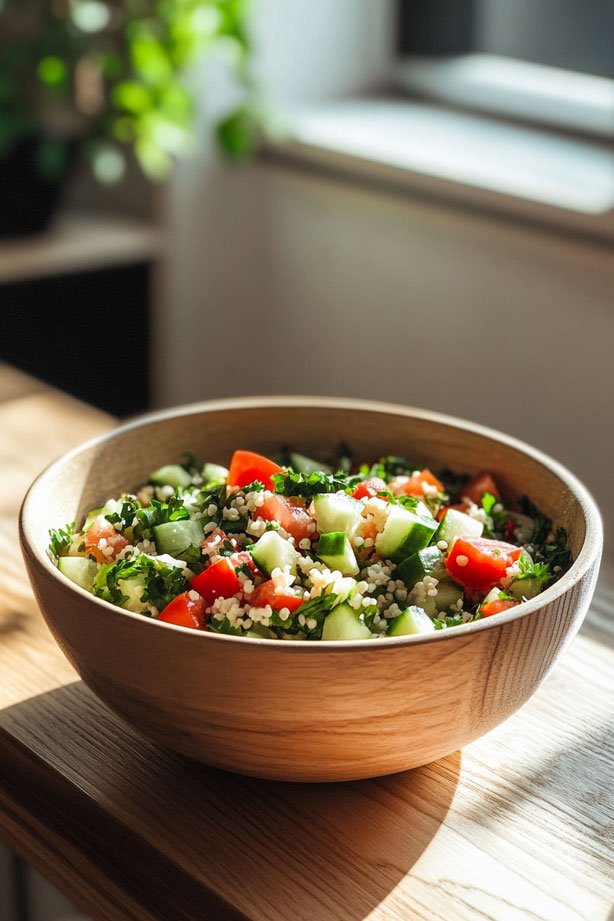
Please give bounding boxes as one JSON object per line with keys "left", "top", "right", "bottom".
{"left": 49, "top": 448, "right": 573, "bottom": 641}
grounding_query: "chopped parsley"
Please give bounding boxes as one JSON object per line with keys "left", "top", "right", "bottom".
{"left": 93, "top": 554, "right": 188, "bottom": 611}
{"left": 271, "top": 469, "right": 361, "bottom": 498}
{"left": 49, "top": 521, "right": 76, "bottom": 558}
{"left": 516, "top": 555, "right": 552, "bottom": 586}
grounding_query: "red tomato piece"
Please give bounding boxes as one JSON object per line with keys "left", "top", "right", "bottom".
{"left": 190, "top": 558, "right": 243, "bottom": 606}
{"left": 402, "top": 468, "right": 444, "bottom": 496}
{"left": 480, "top": 599, "right": 521, "bottom": 618}
{"left": 81, "top": 515, "right": 128, "bottom": 563}
{"left": 352, "top": 477, "right": 388, "bottom": 500}
{"left": 461, "top": 472, "right": 501, "bottom": 505}
{"left": 257, "top": 494, "right": 314, "bottom": 542}
{"left": 158, "top": 592, "right": 207, "bottom": 629}
{"left": 227, "top": 450, "right": 282, "bottom": 491}
{"left": 446, "top": 537, "right": 523, "bottom": 595}
{"left": 249, "top": 579, "right": 305, "bottom": 612}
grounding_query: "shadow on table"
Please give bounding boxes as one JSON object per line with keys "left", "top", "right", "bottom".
{"left": 462, "top": 715, "right": 613, "bottom": 888}
{"left": 0, "top": 681, "right": 462, "bottom": 921}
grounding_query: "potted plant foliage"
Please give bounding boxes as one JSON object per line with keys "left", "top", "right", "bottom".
{"left": 0, "top": 0, "right": 259, "bottom": 236}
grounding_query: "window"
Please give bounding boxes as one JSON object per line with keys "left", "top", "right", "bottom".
{"left": 398, "top": 0, "right": 614, "bottom": 78}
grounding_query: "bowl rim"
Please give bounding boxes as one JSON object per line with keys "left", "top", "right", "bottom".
{"left": 20, "top": 395, "right": 603, "bottom": 652}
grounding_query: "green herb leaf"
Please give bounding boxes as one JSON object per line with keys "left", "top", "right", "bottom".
{"left": 517, "top": 555, "right": 552, "bottom": 585}
{"left": 271, "top": 470, "right": 361, "bottom": 498}
{"left": 93, "top": 554, "right": 188, "bottom": 611}
{"left": 49, "top": 521, "right": 76, "bottom": 557}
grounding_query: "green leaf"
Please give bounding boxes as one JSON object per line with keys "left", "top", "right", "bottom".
{"left": 217, "top": 107, "right": 260, "bottom": 160}
{"left": 271, "top": 469, "right": 361, "bottom": 499}
{"left": 37, "top": 56, "right": 68, "bottom": 89}
{"left": 112, "top": 81, "right": 152, "bottom": 115}
{"left": 93, "top": 553, "right": 188, "bottom": 611}
{"left": 49, "top": 521, "right": 76, "bottom": 558}
{"left": 515, "top": 553, "right": 557, "bottom": 588}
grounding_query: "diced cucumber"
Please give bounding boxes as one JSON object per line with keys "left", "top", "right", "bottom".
{"left": 202, "top": 462, "right": 228, "bottom": 485}
{"left": 288, "top": 452, "right": 332, "bottom": 475}
{"left": 313, "top": 492, "right": 362, "bottom": 536}
{"left": 153, "top": 519, "right": 204, "bottom": 556}
{"left": 251, "top": 530, "right": 299, "bottom": 576}
{"left": 321, "top": 603, "right": 373, "bottom": 641}
{"left": 118, "top": 575, "right": 149, "bottom": 613}
{"left": 375, "top": 505, "right": 438, "bottom": 563}
{"left": 58, "top": 556, "right": 97, "bottom": 592}
{"left": 149, "top": 464, "right": 192, "bottom": 490}
{"left": 435, "top": 508, "right": 483, "bottom": 548}
{"left": 508, "top": 577, "right": 542, "bottom": 601}
{"left": 395, "top": 546, "right": 446, "bottom": 588}
{"left": 317, "top": 532, "right": 359, "bottom": 576}
{"left": 388, "top": 606, "right": 436, "bottom": 637}
{"left": 434, "top": 580, "right": 463, "bottom": 612}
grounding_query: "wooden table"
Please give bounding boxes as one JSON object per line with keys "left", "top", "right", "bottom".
{"left": 1, "top": 364, "right": 612, "bottom": 921}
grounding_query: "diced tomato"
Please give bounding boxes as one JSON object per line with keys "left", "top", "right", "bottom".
{"left": 461, "top": 472, "right": 500, "bottom": 505}
{"left": 352, "top": 477, "right": 388, "bottom": 500}
{"left": 158, "top": 592, "right": 207, "bottom": 629}
{"left": 257, "top": 494, "right": 314, "bottom": 542}
{"left": 190, "top": 558, "right": 243, "bottom": 606}
{"left": 401, "top": 468, "right": 444, "bottom": 496}
{"left": 227, "top": 450, "right": 282, "bottom": 491}
{"left": 81, "top": 515, "right": 128, "bottom": 563}
{"left": 446, "top": 537, "right": 523, "bottom": 595}
{"left": 480, "top": 599, "right": 521, "bottom": 618}
{"left": 249, "top": 579, "right": 305, "bottom": 612}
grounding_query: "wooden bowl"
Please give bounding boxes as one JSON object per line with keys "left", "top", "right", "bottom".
{"left": 20, "top": 398, "right": 602, "bottom": 782}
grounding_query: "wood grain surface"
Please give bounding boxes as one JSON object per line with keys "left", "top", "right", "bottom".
{"left": 1, "top": 364, "right": 613, "bottom": 921}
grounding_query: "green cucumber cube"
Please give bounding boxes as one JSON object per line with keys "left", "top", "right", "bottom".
{"left": 201, "top": 462, "right": 228, "bottom": 485}
{"left": 435, "top": 508, "right": 482, "bottom": 548}
{"left": 149, "top": 464, "right": 192, "bottom": 490}
{"left": 388, "top": 606, "right": 436, "bottom": 637}
{"left": 153, "top": 520, "right": 204, "bottom": 556}
{"left": 395, "top": 546, "right": 446, "bottom": 588}
{"left": 317, "top": 532, "right": 359, "bottom": 576}
{"left": 251, "top": 530, "right": 299, "bottom": 576}
{"left": 376, "top": 506, "right": 438, "bottom": 563}
{"left": 321, "top": 603, "right": 373, "bottom": 641}
{"left": 58, "top": 556, "right": 97, "bottom": 592}
{"left": 289, "top": 452, "right": 332, "bottom": 475}
{"left": 313, "top": 493, "right": 363, "bottom": 536}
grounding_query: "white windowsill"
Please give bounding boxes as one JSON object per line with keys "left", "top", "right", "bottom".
{"left": 269, "top": 97, "right": 614, "bottom": 241}
{"left": 396, "top": 54, "right": 614, "bottom": 139}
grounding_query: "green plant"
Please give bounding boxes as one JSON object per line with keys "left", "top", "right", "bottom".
{"left": 0, "top": 0, "right": 260, "bottom": 183}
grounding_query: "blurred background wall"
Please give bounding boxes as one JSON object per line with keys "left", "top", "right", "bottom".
{"left": 161, "top": 0, "right": 614, "bottom": 561}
